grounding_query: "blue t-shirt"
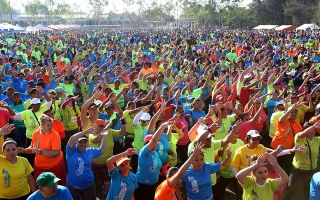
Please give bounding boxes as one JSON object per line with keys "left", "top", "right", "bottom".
{"left": 106, "top": 168, "right": 138, "bottom": 200}
{"left": 66, "top": 144, "right": 102, "bottom": 189}
{"left": 182, "top": 163, "right": 221, "bottom": 200}
{"left": 27, "top": 185, "right": 73, "bottom": 200}
{"left": 155, "top": 134, "right": 170, "bottom": 166}
{"left": 136, "top": 145, "right": 162, "bottom": 185}
{"left": 184, "top": 109, "right": 206, "bottom": 121}
{"left": 13, "top": 78, "right": 28, "bottom": 93}
{"left": 310, "top": 172, "right": 320, "bottom": 200}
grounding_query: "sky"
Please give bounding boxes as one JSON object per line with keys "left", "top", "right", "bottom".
{"left": 14, "top": 0, "right": 252, "bottom": 14}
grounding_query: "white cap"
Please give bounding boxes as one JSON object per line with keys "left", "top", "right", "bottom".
{"left": 246, "top": 130, "right": 261, "bottom": 138}
{"left": 197, "top": 124, "right": 211, "bottom": 139}
{"left": 286, "top": 71, "right": 296, "bottom": 77}
{"left": 244, "top": 74, "right": 251, "bottom": 79}
{"left": 316, "top": 104, "right": 320, "bottom": 110}
{"left": 140, "top": 113, "right": 151, "bottom": 121}
{"left": 94, "top": 100, "right": 102, "bottom": 105}
{"left": 30, "top": 98, "right": 41, "bottom": 105}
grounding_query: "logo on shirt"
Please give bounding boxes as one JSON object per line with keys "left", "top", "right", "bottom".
{"left": 2, "top": 169, "right": 10, "bottom": 188}
{"left": 75, "top": 157, "right": 84, "bottom": 176}
{"left": 149, "top": 154, "right": 158, "bottom": 173}
{"left": 115, "top": 181, "right": 127, "bottom": 200}
{"left": 188, "top": 176, "right": 199, "bottom": 194}
{"left": 158, "top": 142, "right": 163, "bottom": 157}
{"left": 251, "top": 189, "right": 259, "bottom": 200}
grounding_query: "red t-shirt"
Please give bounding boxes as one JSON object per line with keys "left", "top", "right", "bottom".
{"left": 239, "top": 87, "right": 254, "bottom": 107}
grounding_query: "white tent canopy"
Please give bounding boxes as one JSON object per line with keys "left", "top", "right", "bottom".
{"left": 253, "top": 25, "right": 278, "bottom": 30}
{"left": 0, "top": 23, "right": 25, "bottom": 32}
{"left": 34, "top": 24, "right": 52, "bottom": 31}
{"left": 25, "top": 26, "right": 38, "bottom": 33}
{"left": 296, "top": 23, "right": 320, "bottom": 30}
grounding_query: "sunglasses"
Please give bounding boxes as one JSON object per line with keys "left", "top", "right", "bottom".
{"left": 106, "top": 107, "right": 114, "bottom": 110}
{"left": 278, "top": 107, "right": 285, "bottom": 111}
{"left": 141, "top": 120, "right": 147, "bottom": 123}
{"left": 250, "top": 137, "right": 261, "bottom": 142}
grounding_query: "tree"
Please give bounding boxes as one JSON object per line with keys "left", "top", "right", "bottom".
{"left": 283, "top": 0, "right": 317, "bottom": 26}
{"left": 0, "top": 0, "right": 10, "bottom": 22}
{"left": 24, "top": 0, "right": 48, "bottom": 25}
{"left": 88, "top": 0, "right": 108, "bottom": 25}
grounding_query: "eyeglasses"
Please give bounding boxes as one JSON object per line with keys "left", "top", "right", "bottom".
{"left": 141, "top": 120, "right": 147, "bottom": 123}
{"left": 278, "top": 107, "right": 285, "bottom": 111}
{"left": 250, "top": 137, "right": 261, "bottom": 142}
{"left": 106, "top": 107, "right": 113, "bottom": 110}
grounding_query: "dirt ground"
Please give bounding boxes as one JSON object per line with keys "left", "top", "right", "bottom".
{"left": 95, "top": 181, "right": 237, "bottom": 200}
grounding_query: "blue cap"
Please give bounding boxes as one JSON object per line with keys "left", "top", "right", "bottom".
{"left": 187, "top": 95, "right": 195, "bottom": 101}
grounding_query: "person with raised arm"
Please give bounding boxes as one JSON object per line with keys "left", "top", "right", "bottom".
{"left": 236, "top": 153, "right": 289, "bottom": 200}
{"left": 65, "top": 126, "right": 108, "bottom": 200}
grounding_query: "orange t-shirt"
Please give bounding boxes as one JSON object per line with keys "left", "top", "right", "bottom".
{"left": 31, "top": 128, "right": 63, "bottom": 169}
{"left": 42, "top": 74, "right": 50, "bottom": 86}
{"left": 52, "top": 120, "right": 65, "bottom": 139}
{"left": 140, "top": 67, "right": 154, "bottom": 77}
{"left": 155, "top": 179, "right": 176, "bottom": 200}
{"left": 156, "top": 103, "right": 175, "bottom": 122}
{"left": 57, "top": 59, "right": 67, "bottom": 73}
{"left": 270, "top": 119, "right": 302, "bottom": 149}
{"left": 310, "top": 117, "right": 320, "bottom": 134}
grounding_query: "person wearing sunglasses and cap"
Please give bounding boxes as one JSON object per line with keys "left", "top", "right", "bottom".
{"left": 27, "top": 172, "right": 73, "bottom": 200}
{"left": 106, "top": 148, "right": 138, "bottom": 200}
{"left": 66, "top": 125, "right": 108, "bottom": 200}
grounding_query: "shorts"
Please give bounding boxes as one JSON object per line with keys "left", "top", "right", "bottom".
{"left": 91, "top": 162, "right": 111, "bottom": 185}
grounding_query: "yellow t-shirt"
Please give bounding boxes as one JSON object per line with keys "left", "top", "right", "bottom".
{"left": 292, "top": 135, "right": 320, "bottom": 171}
{"left": 164, "top": 76, "right": 174, "bottom": 86}
{"left": 89, "top": 129, "right": 119, "bottom": 164}
{"left": 20, "top": 104, "right": 50, "bottom": 139}
{"left": 0, "top": 156, "right": 33, "bottom": 199}
{"left": 241, "top": 176, "right": 279, "bottom": 200}
{"left": 269, "top": 111, "right": 284, "bottom": 138}
{"left": 61, "top": 105, "right": 80, "bottom": 131}
{"left": 231, "top": 144, "right": 269, "bottom": 172}
{"left": 188, "top": 139, "right": 221, "bottom": 185}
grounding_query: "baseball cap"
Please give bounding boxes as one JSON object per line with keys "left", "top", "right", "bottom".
{"left": 141, "top": 113, "right": 151, "bottom": 121}
{"left": 105, "top": 101, "right": 114, "bottom": 108}
{"left": 55, "top": 87, "right": 64, "bottom": 93}
{"left": 197, "top": 125, "right": 212, "bottom": 139}
{"left": 77, "top": 135, "right": 88, "bottom": 142}
{"left": 216, "top": 95, "right": 223, "bottom": 101}
{"left": 93, "top": 119, "right": 106, "bottom": 127}
{"left": 30, "top": 98, "right": 41, "bottom": 105}
{"left": 116, "top": 156, "right": 130, "bottom": 167}
{"left": 244, "top": 74, "right": 251, "bottom": 79}
{"left": 89, "top": 100, "right": 102, "bottom": 108}
{"left": 275, "top": 101, "right": 285, "bottom": 107}
{"left": 36, "top": 172, "right": 60, "bottom": 187}
{"left": 246, "top": 130, "right": 261, "bottom": 138}
{"left": 286, "top": 71, "right": 296, "bottom": 77}
{"left": 316, "top": 103, "right": 320, "bottom": 110}
{"left": 144, "top": 134, "right": 153, "bottom": 143}
{"left": 187, "top": 95, "right": 195, "bottom": 101}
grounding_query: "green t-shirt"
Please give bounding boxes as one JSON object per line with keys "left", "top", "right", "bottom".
{"left": 132, "top": 124, "right": 148, "bottom": 152}
{"left": 112, "top": 88, "right": 124, "bottom": 108}
{"left": 59, "top": 83, "right": 75, "bottom": 96}
{"left": 191, "top": 88, "right": 203, "bottom": 99}
{"left": 213, "top": 115, "right": 236, "bottom": 140}
{"left": 168, "top": 133, "right": 179, "bottom": 167}
{"left": 292, "top": 135, "right": 320, "bottom": 171}
{"left": 19, "top": 104, "right": 50, "bottom": 139}
{"left": 220, "top": 139, "right": 244, "bottom": 178}
{"left": 241, "top": 176, "right": 279, "bottom": 200}
{"left": 89, "top": 129, "right": 120, "bottom": 164}
{"left": 31, "top": 51, "right": 41, "bottom": 61}
{"left": 61, "top": 105, "right": 80, "bottom": 131}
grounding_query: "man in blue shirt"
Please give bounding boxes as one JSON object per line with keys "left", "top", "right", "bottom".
{"left": 27, "top": 172, "right": 73, "bottom": 200}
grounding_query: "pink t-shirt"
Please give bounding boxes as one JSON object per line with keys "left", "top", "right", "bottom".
{"left": 0, "top": 109, "right": 10, "bottom": 128}
{"left": 175, "top": 118, "right": 189, "bottom": 146}
{"left": 238, "top": 120, "right": 253, "bottom": 142}
{"left": 251, "top": 110, "right": 267, "bottom": 133}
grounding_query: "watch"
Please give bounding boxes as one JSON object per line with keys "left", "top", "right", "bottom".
{"left": 39, "top": 150, "right": 43, "bottom": 155}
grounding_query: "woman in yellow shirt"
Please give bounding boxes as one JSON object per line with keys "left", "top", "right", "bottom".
{"left": 0, "top": 124, "right": 36, "bottom": 199}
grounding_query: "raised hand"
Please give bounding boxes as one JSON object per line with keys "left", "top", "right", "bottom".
{"left": 0, "top": 124, "right": 14, "bottom": 136}
{"left": 125, "top": 148, "right": 137, "bottom": 156}
{"left": 291, "top": 144, "right": 306, "bottom": 152}
{"left": 266, "top": 153, "right": 279, "bottom": 167}
{"left": 255, "top": 152, "right": 268, "bottom": 167}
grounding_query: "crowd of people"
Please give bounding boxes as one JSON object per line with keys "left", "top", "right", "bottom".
{"left": 1, "top": 28, "right": 320, "bottom": 200}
